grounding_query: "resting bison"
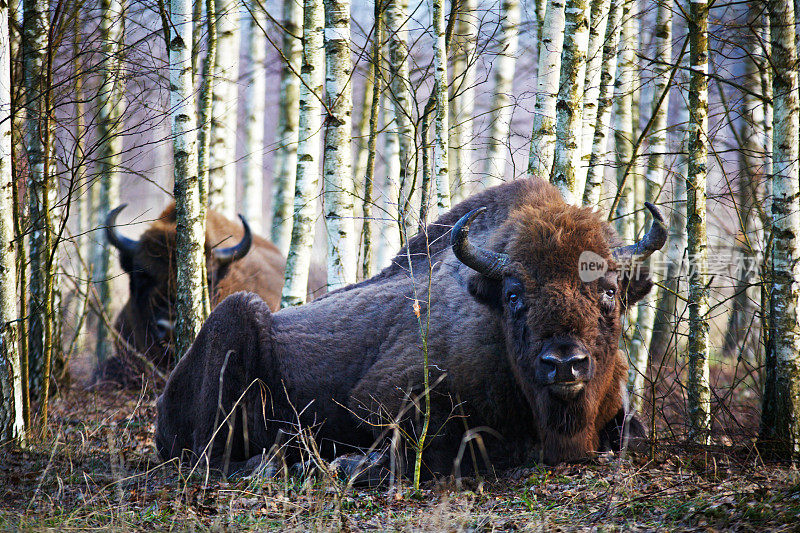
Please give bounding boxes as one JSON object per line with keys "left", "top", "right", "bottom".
{"left": 157, "top": 178, "right": 665, "bottom": 477}
{"left": 98, "top": 203, "right": 323, "bottom": 385}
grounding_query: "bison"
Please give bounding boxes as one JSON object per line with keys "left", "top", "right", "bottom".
{"left": 98, "top": 203, "right": 323, "bottom": 385}
{"left": 156, "top": 178, "right": 665, "bottom": 478}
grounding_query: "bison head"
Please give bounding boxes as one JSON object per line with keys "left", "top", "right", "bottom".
{"left": 452, "top": 200, "right": 666, "bottom": 464}
{"left": 106, "top": 204, "right": 252, "bottom": 367}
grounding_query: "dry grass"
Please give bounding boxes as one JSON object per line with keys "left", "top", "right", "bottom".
{"left": 0, "top": 386, "right": 798, "bottom": 531}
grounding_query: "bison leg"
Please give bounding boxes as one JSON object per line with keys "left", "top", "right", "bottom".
{"left": 597, "top": 407, "right": 647, "bottom": 452}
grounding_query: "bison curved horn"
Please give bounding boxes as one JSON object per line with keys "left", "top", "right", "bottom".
{"left": 106, "top": 204, "right": 140, "bottom": 256}
{"left": 451, "top": 207, "right": 509, "bottom": 280}
{"left": 212, "top": 215, "right": 252, "bottom": 266}
{"left": 612, "top": 202, "right": 668, "bottom": 263}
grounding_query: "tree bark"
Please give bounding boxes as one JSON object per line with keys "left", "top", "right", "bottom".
{"left": 432, "top": 0, "right": 450, "bottom": 213}
{"left": 686, "top": 0, "right": 711, "bottom": 443}
{"left": 482, "top": 0, "right": 520, "bottom": 186}
{"left": 171, "top": 0, "right": 207, "bottom": 357}
{"left": 323, "top": 0, "right": 356, "bottom": 288}
{"left": 761, "top": 0, "right": 800, "bottom": 456}
{"left": 0, "top": 2, "right": 25, "bottom": 443}
{"left": 241, "top": 0, "right": 266, "bottom": 233}
{"left": 270, "top": 0, "right": 302, "bottom": 256}
{"left": 551, "top": 0, "right": 589, "bottom": 204}
{"left": 208, "top": 0, "right": 240, "bottom": 218}
{"left": 281, "top": 0, "right": 324, "bottom": 308}
{"left": 448, "top": 0, "right": 476, "bottom": 202}
{"left": 527, "top": 0, "right": 566, "bottom": 179}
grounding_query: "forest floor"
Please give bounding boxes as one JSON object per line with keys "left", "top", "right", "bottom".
{"left": 0, "top": 387, "right": 798, "bottom": 532}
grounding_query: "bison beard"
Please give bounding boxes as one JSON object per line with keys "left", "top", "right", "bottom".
{"left": 157, "top": 178, "right": 659, "bottom": 478}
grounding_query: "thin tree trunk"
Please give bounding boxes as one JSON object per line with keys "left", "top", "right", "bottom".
{"left": 270, "top": 0, "right": 302, "bottom": 256}
{"left": 686, "top": 0, "right": 711, "bottom": 443}
{"left": 628, "top": 0, "right": 671, "bottom": 413}
{"left": 377, "top": 96, "right": 401, "bottom": 269}
{"left": 0, "top": 3, "right": 25, "bottom": 443}
{"left": 361, "top": 0, "right": 383, "bottom": 279}
{"left": 527, "top": 0, "right": 566, "bottom": 179}
{"left": 577, "top": 0, "right": 611, "bottom": 197}
{"left": 323, "top": 0, "right": 356, "bottom": 288}
{"left": 352, "top": 60, "right": 374, "bottom": 204}
{"left": 613, "top": 0, "right": 634, "bottom": 242}
{"left": 433, "top": 0, "right": 450, "bottom": 212}
{"left": 551, "top": 0, "right": 589, "bottom": 204}
{"left": 761, "top": 0, "right": 800, "bottom": 456}
{"left": 483, "top": 0, "right": 520, "bottom": 186}
{"left": 241, "top": 0, "right": 266, "bottom": 233}
{"left": 385, "top": 0, "right": 413, "bottom": 240}
{"left": 171, "top": 0, "right": 206, "bottom": 357}
{"left": 281, "top": 0, "right": 324, "bottom": 308}
{"left": 582, "top": 0, "right": 622, "bottom": 206}
{"left": 448, "top": 0, "right": 476, "bottom": 202}
{"left": 208, "top": 0, "right": 240, "bottom": 218}
{"left": 94, "top": 0, "right": 125, "bottom": 369}
{"left": 23, "top": 0, "right": 53, "bottom": 404}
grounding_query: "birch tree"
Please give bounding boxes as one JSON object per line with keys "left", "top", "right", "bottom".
{"left": 432, "top": 0, "right": 450, "bottom": 212}
{"left": 241, "top": 0, "right": 266, "bottom": 233}
{"left": 527, "top": 0, "right": 566, "bottom": 178}
{"left": 208, "top": 0, "right": 240, "bottom": 218}
{"left": 377, "top": 98, "right": 401, "bottom": 269}
{"left": 686, "top": 0, "right": 710, "bottom": 442}
{"left": 270, "top": 0, "right": 302, "bottom": 256}
{"left": 550, "top": 0, "right": 589, "bottom": 204}
{"left": 385, "top": 0, "right": 413, "bottom": 235}
{"left": 761, "top": 0, "right": 800, "bottom": 456}
{"left": 94, "top": 0, "right": 125, "bottom": 368}
{"left": 577, "top": 0, "right": 612, "bottom": 196}
{"left": 612, "top": 0, "right": 634, "bottom": 243}
{"left": 23, "top": 0, "right": 55, "bottom": 402}
{"left": 582, "top": 0, "right": 622, "bottom": 205}
{"left": 448, "top": 0, "right": 476, "bottom": 202}
{"left": 281, "top": 0, "right": 324, "bottom": 308}
{"left": 171, "top": 0, "right": 206, "bottom": 357}
{"left": 322, "top": 0, "right": 356, "bottom": 288}
{"left": 0, "top": 2, "right": 25, "bottom": 442}
{"left": 628, "top": 0, "right": 671, "bottom": 412}
{"left": 483, "top": 0, "right": 520, "bottom": 186}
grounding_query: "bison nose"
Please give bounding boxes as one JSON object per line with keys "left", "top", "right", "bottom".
{"left": 535, "top": 343, "right": 594, "bottom": 385}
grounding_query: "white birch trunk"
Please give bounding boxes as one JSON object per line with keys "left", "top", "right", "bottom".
{"left": 208, "top": 0, "right": 240, "bottom": 218}
{"left": 432, "top": 0, "right": 450, "bottom": 212}
{"left": 94, "top": 0, "right": 125, "bottom": 367}
{"left": 551, "top": 0, "right": 589, "bottom": 204}
{"left": 628, "top": 0, "right": 671, "bottom": 413}
{"left": 377, "top": 99, "right": 401, "bottom": 270}
{"left": 527, "top": 0, "right": 566, "bottom": 178}
{"left": 686, "top": 0, "right": 711, "bottom": 443}
{"left": 171, "top": 0, "right": 206, "bottom": 357}
{"left": 281, "top": 0, "right": 324, "bottom": 308}
{"left": 323, "top": 0, "right": 356, "bottom": 288}
{"left": 241, "top": 0, "right": 266, "bottom": 233}
{"left": 449, "top": 0, "right": 476, "bottom": 202}
{"left": 762, "top": 0, "right": 800, "bottom": 455}
{"left": 577, "top": 0, "right": 611, "bottom": 196}
{"left": 385, "top": 0, "right": 413, "bottom": 235}
{"left": 613, "top": 0, "right": 634, "bottom": 243}
{"left": 0, "top": 5, "right": 25, "bottom": 442}
{"left": 270, "top": 0, "right": 302, "bottom": 256}
{"left": 483, "top": 0, "right": 520, "bottom": 186}
{"left": 582, "top": 0, "right": 622, "bottom": 206}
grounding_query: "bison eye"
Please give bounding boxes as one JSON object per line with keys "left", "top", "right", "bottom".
{"left": 601, "top": 288, "right": 616, "bottom": 312}
{"left": 605, "top": 288, "right": 616, "bottom": 299}
{"left": 508, "top": 292, "right": 519, "bottom": 305}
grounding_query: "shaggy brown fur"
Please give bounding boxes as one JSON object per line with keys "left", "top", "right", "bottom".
{"left": 156, "top": 178, "right": 656, "bottom": 477}
{"left": 98, "top": 204, "right": 325, "bottom": 386}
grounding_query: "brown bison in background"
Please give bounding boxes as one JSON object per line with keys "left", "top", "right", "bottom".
{"left": 156, "top": 178, "right": 666, "bottom": 477}
{"left": 97, "top": 203, "right": 324, "bottom": 386}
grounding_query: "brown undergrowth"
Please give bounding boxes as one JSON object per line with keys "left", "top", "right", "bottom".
{"left": 0, "top": 386, "right": 798, "bottom": 531}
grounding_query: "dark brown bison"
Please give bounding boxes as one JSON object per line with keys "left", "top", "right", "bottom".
{"left": 156, "top": 178, "right": 665, "bottom": 477}
{"left": 99, "top": 203, "right": 323, "bottom": 385}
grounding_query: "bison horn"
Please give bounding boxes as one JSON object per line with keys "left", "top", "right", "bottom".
{"left": 451, "top": 207, "right": 509, "bottom": 280}
{"left": 106, "top": 204, "right": 140, "bottom": 256}
{"left": 612, "top": 202, "right": 668, "bottom": 263}
{"left": 212, "top": 215, "right": 253, "bottom": 266}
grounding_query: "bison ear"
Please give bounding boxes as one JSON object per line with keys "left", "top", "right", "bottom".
{"left": 467, "top": 273, "right": 503, "bottom": 309}
{"left": 619, "top": 267, "right": 653, "bottom": 309}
